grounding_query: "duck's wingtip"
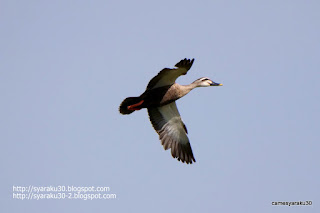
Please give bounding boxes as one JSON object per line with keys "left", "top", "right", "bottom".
{"left": 175, "top": 58, "right": 195, "bottom": 70}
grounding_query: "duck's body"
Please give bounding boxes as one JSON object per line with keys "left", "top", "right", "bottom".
{"left": 143, "top": 84, "right": 186, "bottom": 106}
{"left": 119, "top": 58, "right": 222, "bottom": 164}
{"left": 121, "top": 84, "right": 192, "bottom": 112}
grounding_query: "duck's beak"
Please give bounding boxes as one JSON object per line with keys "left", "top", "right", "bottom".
{"left": 210, "top": 82, "right": 223, "bottom": 86}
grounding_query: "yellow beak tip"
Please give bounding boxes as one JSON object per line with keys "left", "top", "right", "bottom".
{"left": 219, "top": 84, "right": 223, "bottom": 86}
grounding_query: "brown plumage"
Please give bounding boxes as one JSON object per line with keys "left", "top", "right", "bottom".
{"left": 119, "top": 58, "right": 222, "bottom": 164}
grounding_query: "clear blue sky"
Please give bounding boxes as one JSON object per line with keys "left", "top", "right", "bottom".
{"left": 1, "top": 1, "right": 319, "bottom": 212}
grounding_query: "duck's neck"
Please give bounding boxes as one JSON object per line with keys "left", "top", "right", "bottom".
{"left": 177, "top": 82, "right": 199, "bottom": 97}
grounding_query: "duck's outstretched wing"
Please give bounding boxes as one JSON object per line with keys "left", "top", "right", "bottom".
{"left": 147, "top": 102, "right": 196, "bottom": 164}
{"left": 146, "top": 58, "right": 195, "bottom": 90}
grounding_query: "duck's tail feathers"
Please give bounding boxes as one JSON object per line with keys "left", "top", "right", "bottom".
{"left": 119, "top": 97, "right": 143, "bottom": 115}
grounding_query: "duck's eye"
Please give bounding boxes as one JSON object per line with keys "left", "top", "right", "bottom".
{"left": 201, "top": 78, "right": 208, "bottom": 81}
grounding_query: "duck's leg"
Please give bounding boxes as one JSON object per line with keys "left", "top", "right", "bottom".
{"left": 127, "top": 100, "right": 144, "bottom": 111}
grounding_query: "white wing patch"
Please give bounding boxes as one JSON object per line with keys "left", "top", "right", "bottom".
{"left": 147, "top": 102, "right": 195, "bottom": 164}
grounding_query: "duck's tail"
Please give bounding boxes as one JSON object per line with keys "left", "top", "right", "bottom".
{"left": 119, "top": 97, "right": 144, "bottom": 115}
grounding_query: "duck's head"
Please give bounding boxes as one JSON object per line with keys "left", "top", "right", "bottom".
{"left": 194, "top": 77, "right": 223, "bottom": 87}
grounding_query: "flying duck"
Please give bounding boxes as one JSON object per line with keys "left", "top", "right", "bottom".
{"left": 119, "top": 58, "right": 222, "bottom": 164}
